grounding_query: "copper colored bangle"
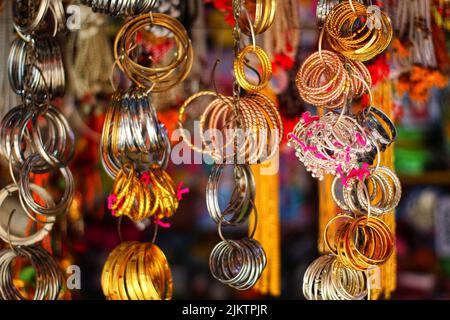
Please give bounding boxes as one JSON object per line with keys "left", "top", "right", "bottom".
{"left": 296, "top": 50, "right": 349, "bottom": 109}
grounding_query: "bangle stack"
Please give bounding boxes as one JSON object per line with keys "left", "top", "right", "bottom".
{"left": 85, "top": 4, "right": 193, "bottom": 300}
{"left": 101, "top": 241, "right": 172, "bottom": 300}
{"left": 287, "top": 0, "right": 400, "bottom": 300}
{"left": 177, "top": 0, "right": 280, "bottom": 291}
{"left": 0, "top": 0, "right": 72, "bottom": 300}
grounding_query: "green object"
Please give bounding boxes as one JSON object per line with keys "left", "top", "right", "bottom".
{"left": 396, "top": 126, "right": 426, "bottom": 145}
{"left": 395, "top": 148, "right": 430, "bottom": 175}
{"left": 19, "top": 266, "right": 36, "bottom": 285}
{"left": 440, "top": 258, "right": 450, "bottom": 276}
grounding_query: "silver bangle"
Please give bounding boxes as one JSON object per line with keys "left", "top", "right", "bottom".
{"left": 209, "top": 238, "right": 266, "bottom": 290}
{"left": 0, "top": 184, "right": 55, "bottom": 246}
{"left": 0, "top": 245, "right": 62, "bottom": 300}
{"left": 19, "top": 153, "right": 74, "bottom": 217}
{"left": 206, "top": 164, "right": 255, "bottom": 226}
{"left": 81, "top": 0, "right": 159, "bottom": 16}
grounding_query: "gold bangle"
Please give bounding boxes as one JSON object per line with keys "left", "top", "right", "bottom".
{"left": 114, "top": 13, "right": 194, "bottom": 92}
{"left": 239, "top": 0, "right": 276, "bottom": 35}
{"left": 234, "top": 45, "right": 272, "bottom": 92}
{"left": 101, "top": 242, "right": 173, "bottom": 300}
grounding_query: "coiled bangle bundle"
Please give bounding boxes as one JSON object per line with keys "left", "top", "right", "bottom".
{"left": 325, "top": 1, "right": 393, "bottom": 61}
{"left": 1, "top": 104, "right": 75, "bottom": 173}
{"left": 206, "top": 164, "right": 266, "bottom": 290}
{"left": 179, "top": 91, "right": 283, "bottom": 164}
{"left": 8, "top": 37, "right": 65, "bottom": 102}
{"left": 114, "top": 13, "right": 194, "bottom": 92}
{"left": 332, "top": 166, "right": 402, "bottom": 216}
{"left": 288, "top": 111, "right": 371, "bottom": 180}
{"left": 209, "top": 238, "right": 267, "bottom": 290}
{"left": 206, "top": 164, "right": 255, "bottom": 226}
{"left": 101, "top": 87, "right": 170, "bottom": 179}
{"left": 303, "top": 255, "right": 368, "bottom": 300}
{"left": 19, "top": 154, "right": 74, "bottom": 217}
{"left": 291, "top": 1, "right": 399, "bottom": 300}
{"left": 324, "top": 215, "right": 395, "bottom": 271}
{"left": 109, "top": 163, "right": 179, "bottom": 222}
{"left": 295, "top": 50, "right": 371, "bottom": 110}
{"left": 101, "top": 241, "right": 172, "bottom": 300}
{"left": 81, "top": 0, "right": 158, "bottom": 16}
{"left": 357, "top": 106, "right": 397, "bottom": 156}
{"left": 0, "top": 246, "right": 62, "bottom": 300}
{"left": 0, "top": 0, "right": 72, "bottom": 301}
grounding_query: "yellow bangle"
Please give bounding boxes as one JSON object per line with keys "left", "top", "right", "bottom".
{"left": 234, "top": 45, "right": 272, "bottom": 92}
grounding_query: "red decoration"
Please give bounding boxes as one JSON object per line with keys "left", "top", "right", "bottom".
{"left": 367, "top": 55, "right": 390, "bottom": 87}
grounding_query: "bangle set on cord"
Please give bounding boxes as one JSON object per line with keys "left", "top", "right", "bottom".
{"left": 178, "top": 90, "right": 283, "bottom": 164}
{"left": 178, "top": 0, "right": 282, "bottom": 164}
{"left": 316, "top": 0, "right": 373, "bottom": 28}
{"left": 81, "top": 0, "right": 158, "bottom": 16}
{"left": 0, "top": 1, "right": 73, "bottom": 300}
{"left": 178, "top": 0, "right": 279, "bottom": 290}
{"left": 286, "top": 0, "right": 400, "bottom": 300}
{"left": 90, "top": 8, "right": 194, "bottom": 300}
{"left": 12, "top": 0, "right": 66, "bottom": 37}
{"left": 113, "top": 13, "right": 193, "bottom": 92}
{"left": 206, "top": 164, "right": 267, "bottom": 290}
{"left": 101, "top": 241, "right": 172, "bottom": 300}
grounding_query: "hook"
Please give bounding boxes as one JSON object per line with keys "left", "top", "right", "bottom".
{"left": 110, "top": 42, "right": 137, "bottom": 91}
{"left": 14, "top": 27, "right": 32, "bottom": 43}
{"left": 110, "top": 56, "right": 123, "bottom": 91}
{"left": 144, "top": 82, "right": 156, "bottom": 95}
{"left": 242, "top": 6, "right": 256, "bottom": 50}
{"left": 148, "top": 12, "right": 155, "bottom": 25}
{"left": 373, "top": 143, "right": 381, "bottom": 172}
{"left": 318, "top": 26, "right": 326, "bottom": 65}
{"left": 348, "top": 0, "right": 357, "bottom": 13}
{"left": 151, "top": 218, "right": 159, "bottom": 244}
{"left": 248, "top": 199, "right": 258, "bottom": 239}
{"left": 211, "top": 59, "right": 240, "bottom": 120}
{"left": 47, "top": 4, "right": 60, "bottom": 37}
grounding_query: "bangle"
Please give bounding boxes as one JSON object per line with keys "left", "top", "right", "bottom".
{"left": 239, "top": 0, "right": 276, "bottom": 35}
{"left": 114, "top": 13, "right": 193, "bottom": 92}
{"left": 0, "top": 246, "right": 62, "bottom": 300}
{"left": 234, "top": 45, "right": 272, "bottom": 92}
{"left": 0, "top": 184, "right": 55, "bottom": 246}
{"left": 101, "top": 241, "right": 173, "bottom": 300}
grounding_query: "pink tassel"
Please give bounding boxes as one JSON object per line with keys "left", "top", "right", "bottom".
{"left": 176, "top": 181, "right": 190, "bottom": 200}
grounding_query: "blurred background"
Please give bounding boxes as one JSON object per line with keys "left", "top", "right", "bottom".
{"left": 0, "top": 0, "right": 450, "bottom": 300}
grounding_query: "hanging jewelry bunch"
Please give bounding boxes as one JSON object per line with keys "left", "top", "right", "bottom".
{"left": 287, "top": 0, "right": 400, "bottom": 300}
{"left": 386, "top": 0, "right": 448, "bottom": 104}
{"left": 80, "top": 0, "right": 193, "bottom": 300}
{"left": 0, "top": 0, "right": 73, "bottom": 300}
{"left": 178, "top": 0, "right": 282, "bottom": 290}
